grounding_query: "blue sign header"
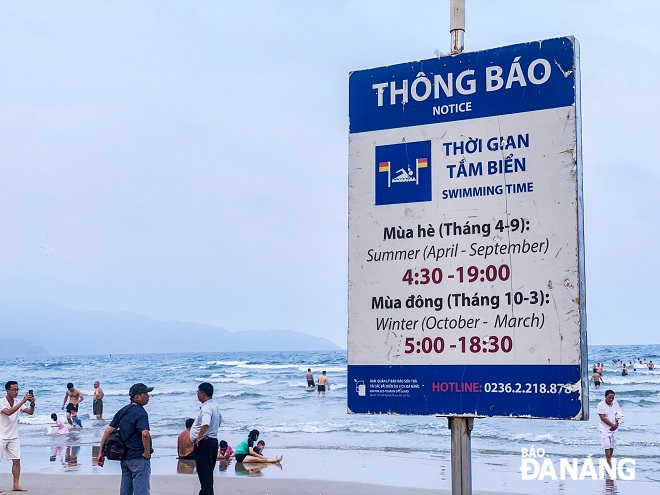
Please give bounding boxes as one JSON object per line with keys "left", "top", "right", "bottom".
{"left": 349, "top": 37, "right": 577, "bottom": 133}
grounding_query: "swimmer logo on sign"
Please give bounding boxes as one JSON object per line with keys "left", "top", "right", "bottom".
{"left": 375, "top": 141, "right": 431, "bottom": 205}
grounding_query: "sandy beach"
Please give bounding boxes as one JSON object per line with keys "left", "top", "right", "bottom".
{"left": 0, "top": 446, "right": 541, "bottom": 495}
{"left": 3, "top": 474, "right": 521, "bottom": 495}
{"left": 13, "top": 445, "right": 647, "bottom": 495}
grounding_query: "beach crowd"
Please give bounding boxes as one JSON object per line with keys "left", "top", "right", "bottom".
{"left": 1, "top": 380, "right": 282, "bottom": 495}
{"left": 0, "top": 368, "right": 317, "bottom": 495}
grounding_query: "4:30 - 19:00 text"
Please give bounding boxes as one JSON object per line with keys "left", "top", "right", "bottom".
{"left": 402, "top": 264, "right": 510, "bottom": 285}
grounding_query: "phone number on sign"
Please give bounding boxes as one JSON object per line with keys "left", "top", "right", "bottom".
{"left": 484, "top": 382, "right": 570, "bottom": 394}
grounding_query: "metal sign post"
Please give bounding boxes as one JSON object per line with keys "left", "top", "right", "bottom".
{"left": 450, "top": 0, "right": 465, "bottom": 54}
{"left": 449, "top": 4, "right": 471, "bottom": 493}
{"left": 449, "top": 416, "right": 473, "bottom": 495}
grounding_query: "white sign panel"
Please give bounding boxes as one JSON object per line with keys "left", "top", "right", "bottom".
{"left": 348, "top": 37, "right": 587, "bottom": 419}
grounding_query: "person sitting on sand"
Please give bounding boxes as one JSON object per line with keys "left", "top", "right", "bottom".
{"left": 51, "top": 413, "right": 69, "bottom": 435}
{"left": 217, "top": 440, "right": 234, "bottom": 460}
{"left": 234, "top": 429, "right": 282, "bottom": 463}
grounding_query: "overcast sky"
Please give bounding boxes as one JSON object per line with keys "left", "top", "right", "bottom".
{"left": 1, "top": 1, "right": 658, "bottom": 347}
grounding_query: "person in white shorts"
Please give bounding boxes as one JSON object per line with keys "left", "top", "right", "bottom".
{"left": 1, "top": 381, "right": 35, "bottom": 492}
{"left": 596, "top": 389, "right": 623, "bottom": 467}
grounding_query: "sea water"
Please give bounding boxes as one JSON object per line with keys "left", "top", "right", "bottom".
{"left": 2, "top": 344, "right": 658, "bottom": 492}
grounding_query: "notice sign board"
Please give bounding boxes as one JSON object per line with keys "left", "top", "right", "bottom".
{"left": 347, "top": 37, "right": 587, "bottom": 419}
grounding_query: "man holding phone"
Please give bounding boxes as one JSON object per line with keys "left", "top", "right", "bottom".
{"left": 1, "top": 381, "right": 35, "bottom": 492}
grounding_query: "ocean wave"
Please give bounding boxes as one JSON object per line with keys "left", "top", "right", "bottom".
{"left": 206, "top": 360, "right": 249, "bottom": 366}
{"left": 600, "top": 377, "right": 660, "bottom": 386}
{"left": 215, "top": 391, "right": 263, "bottom": 399}
{"left": 472, "top": 430, "right": 597, "bottom": 447}
{"left": 264, "top": 420, "right": 440, "bottom": 435}
{"left": 606, "top": 389, "right": 659, "bottom": 399}
{"left": 235, "top": 363, "right": 301, "bottom": 370}
{"left": 224, "top": 372, "right": 248, "bottom": 378}
{"left": 236, "top": 379, "right": 272, "bottom": 386}
{"left": 508, "top": 433, "right": 556, "bottom": 442}
{"left": 32, "top": 361, "right": 75, "bottom": 368}
{"left": 211, "top": 377, "right": 239, "bottom": 384}
{"left": 279, "top": 394, "right": 310, "bottom": 400}
{"left": 99, "top": 388, "right": 186, "bottom": 397}
{"left": 296, "top": 366, "right": 347, "bottom": 373}
{"left": 283, "top": 378, "right": 346, "bottom": 389}
{"left": 616, "top": 398, "right": 660, "bottom": 407}
{"left": 205, "top": 373, "right": 248, "bottom": 382}
{"left": 20, "top": 414, "right": 57, "bottom": 425}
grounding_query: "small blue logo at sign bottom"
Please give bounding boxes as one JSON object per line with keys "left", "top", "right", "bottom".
{"left": 375, "top": 140, "right": 432, "bottom": 205}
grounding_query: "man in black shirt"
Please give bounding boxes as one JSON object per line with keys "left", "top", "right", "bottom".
{"left": 97, "top": 383, "right": 154, "bottom": 495}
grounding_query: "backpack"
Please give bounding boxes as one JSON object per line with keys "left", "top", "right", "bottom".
{"left": 104, "top": 429, "right": 126, "bottom": 460}
{"left": 104, "top": 405, "right": 135, "bottom": 461}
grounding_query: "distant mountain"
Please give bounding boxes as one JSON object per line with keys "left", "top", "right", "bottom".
{"left": 0, "top": 300, "right": 342, "bottom": 356}
{"left": 0, "top": 338, "right": 49, "bottom": 357}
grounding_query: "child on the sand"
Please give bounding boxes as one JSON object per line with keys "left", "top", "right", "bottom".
{"left": 71, "top": 410, "right": 83, "bottom": 428}
{"left": 217, "top": 440, "right": 235, "bottom": 460}
{"left": 51, "top": 413, "right": 69, "bottom": 434}
{"left": 253, "top": 440, "right": 265, "bottom": 455}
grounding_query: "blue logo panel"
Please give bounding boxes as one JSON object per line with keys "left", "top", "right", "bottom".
{"left": 375, "top": 140, "right": 431, "bottom": 205}
{"left": 348, "top": 364, "right": 582, "bottom": 419}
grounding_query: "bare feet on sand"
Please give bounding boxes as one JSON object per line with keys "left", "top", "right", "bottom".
{"left": 13, "top": 486, "right": 28, "bottom": 492}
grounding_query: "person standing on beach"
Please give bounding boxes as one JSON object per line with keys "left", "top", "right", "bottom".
{"left": 306, "top": 368, "right": 314, "bottom": 388}
{"left": 93, "top": 381, "right": 105, "bottom": 419}
{"left": 0, "top": 381, "right": 35, "bottom": 492}
{"left": 62, "top": 382, "right": 84, "bottom": 426}
{"left": 97, "top": 383, "right": 154, "bottom": 495}
{"left": 317, "top": 371, "right": 329, "bottom": 398}
{"left": 597, "top": 389, "right": 623, "bottom": 467}
{"left": 190, "top": 382, "right": 221, "bottom": 495}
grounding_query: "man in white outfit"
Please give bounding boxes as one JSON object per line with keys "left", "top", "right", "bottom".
{"left": 190, "top": 382, "right": 222, "bottom": 495}
{"left": 1, "top": 381, "right": 35, "bottom": 492}
{"left": 597, "top": 389, "right": 623, "bottom": 467}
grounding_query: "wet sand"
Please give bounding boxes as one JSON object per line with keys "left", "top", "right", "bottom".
{"left": 0, "top": 446, "right": 538, "bottom": 495}
{"left": 4, "top": 474, "right": 524, "bottom": 495}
